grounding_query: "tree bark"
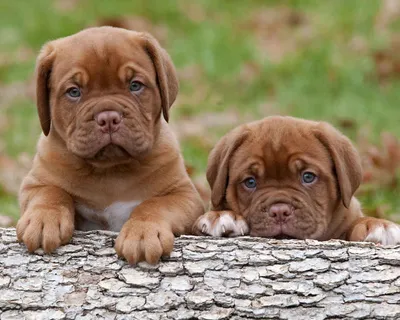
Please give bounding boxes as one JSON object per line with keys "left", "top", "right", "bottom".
{"left": 0, "top": 228, "right": 400, "bottom": 320}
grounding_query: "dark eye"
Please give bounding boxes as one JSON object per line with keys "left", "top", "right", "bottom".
{"left": 130, "top": 81, "right": 143, "bottom": 92}
{"left": 244, "top": 177, "right": 257, "bottom": 189}
{"left": 66, "top": 87, "right": 81, "bottom": 99}
{"left": 302, "top": 172, "right": 317, "bottom": 184}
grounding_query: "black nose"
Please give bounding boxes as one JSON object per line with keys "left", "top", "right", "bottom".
{"left": 95, "top": 111, "right": 122, "bottom": 133}
{"left": 267, "top": 203, "right": 293, "bottom": 222}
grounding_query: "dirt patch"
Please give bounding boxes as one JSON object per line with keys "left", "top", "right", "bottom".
{"left": 359, "top": 131, "right": 400, "bottom": 189}
{"left": 179, "top": 2, "right": 207, "bottom": 23}
{"left": 53, "top": 0, "right": 80, "bottom": 12}
{"left": 0, "top": 82, "right": 33, "bottom": 111}
{"left": 372, "top": 36, "right": 400, "bottom": 83}
{"left": 0, "top": 153, "right": 32, "bottom": 196}
{"left": 241, "top": 6, "right": 314, "bottom": 63}
{"left": 375, "top": 0, "right": 400, "bottom": 32}
{"left": 0, "top": 47, "right": 34, "bottom": 68}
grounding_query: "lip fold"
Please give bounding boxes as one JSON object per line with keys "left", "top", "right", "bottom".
{"left": 93, "top": 144, "right": 130, "bottom": 160}
{"left": 273, "top": 233, "right": 297, "bottom": 240}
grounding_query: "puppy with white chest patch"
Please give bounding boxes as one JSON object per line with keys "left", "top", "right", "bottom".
{"left": 193, "top": 116, "right": 400, "bottom": 245}
{"left": 17, "top": 27, "right": 204, "bottom": 264}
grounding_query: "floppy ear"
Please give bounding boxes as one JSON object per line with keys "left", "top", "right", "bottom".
{"left": 35, "top": 43, "right": 56, "bottom": 136}
{"left": 207, "top": 127, "right": 249, "bottom": 210}
{"left": 314, "top": 122, "right": 362, "bottom": 208}
{"left": 140, "top": 33, "right": 179, "bottom": 122}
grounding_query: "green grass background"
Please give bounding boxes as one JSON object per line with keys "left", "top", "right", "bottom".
{"left": 1, "top": 0, "right": 400, "bottom": 222}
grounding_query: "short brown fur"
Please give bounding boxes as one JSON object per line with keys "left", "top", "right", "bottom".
{"left": 17, "top": 27, "right": 204, "bottom": 264}
{"left": 193, "top": 116, "right": 399, "bottom": 244}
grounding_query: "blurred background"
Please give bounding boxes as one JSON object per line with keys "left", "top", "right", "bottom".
{"left": 1, "top": 0, "right": 400, "bottom": 227}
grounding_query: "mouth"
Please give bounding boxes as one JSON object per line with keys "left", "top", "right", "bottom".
{"left": 273, "top": 233, "right": 298, "bottom": 240}
{"left": 250, "top": 226, "right": 300, "bottom": 239}
{"left": 92, "top": 144, "right": 131, "bottom": 161}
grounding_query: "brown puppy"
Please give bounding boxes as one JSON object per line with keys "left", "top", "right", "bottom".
{"left": 193, "top": 116, "right": 400, "bottom": 245}
{"left": 17, "top": 27, "right": 204, "bottom": 264}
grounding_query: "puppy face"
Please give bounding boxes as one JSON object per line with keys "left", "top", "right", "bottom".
{"left": 36, "top": 27, "right": 178, "bottom": 167}
{"left": 207, "top": 116, "right": 362, "bottom": 240}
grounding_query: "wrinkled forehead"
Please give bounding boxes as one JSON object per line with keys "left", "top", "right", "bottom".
{"left": 231, "top": 121, "right": 332, "bottom": 177}
{"left": 50, "top": 29, "right": 155, "bottom": 85}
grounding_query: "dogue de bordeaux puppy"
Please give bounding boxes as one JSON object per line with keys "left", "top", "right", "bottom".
{"left": 193, "top": 116, "right": 400, "bottom": 245}
{"left": 17, "top": 27, "right": 204, "bottom": 264}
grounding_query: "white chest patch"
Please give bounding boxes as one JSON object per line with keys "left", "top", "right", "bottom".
{"left": 75, "top": 200, "right": 142, "bottom": 232}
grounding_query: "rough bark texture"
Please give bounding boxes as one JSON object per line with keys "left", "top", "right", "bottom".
{"left": 1, "top": 228, "right": 400, "bottom": 320}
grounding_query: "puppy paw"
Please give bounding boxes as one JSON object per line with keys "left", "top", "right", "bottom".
{"left": 16, "top": 207, "right": 74, "bottom": 253}
{"left": 115, "top": 219, "right": 174, "bottom": 264}
{"left": 348, "top": 218, "right": 400, "bottom": 245}
{"left": 192, "top": 210, "right": 249, "bottom": 237}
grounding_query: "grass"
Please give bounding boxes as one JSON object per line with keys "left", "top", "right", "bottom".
{"left": 1, "top": 0, "right": 400, "bottom": 222}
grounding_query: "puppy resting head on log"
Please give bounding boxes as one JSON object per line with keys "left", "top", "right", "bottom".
{"left": 193, "top": 116, "right": 400, "bottom": 245}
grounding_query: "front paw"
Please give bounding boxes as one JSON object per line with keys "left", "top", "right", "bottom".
{"left": 115, "top": 219, "right": 174, "bottom": 264}
{"left": 348, "top": 218, "right": 400, "bottom": 245}
{"left": 192, "top": 210, "right": 249, "bottom": 237}
{"left": 16, "top": 207, "right": 74, "bottom": 253}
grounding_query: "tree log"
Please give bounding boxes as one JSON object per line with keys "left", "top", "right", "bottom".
{"left": 1, "top": 228, "right": 400, "bottom": 320}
